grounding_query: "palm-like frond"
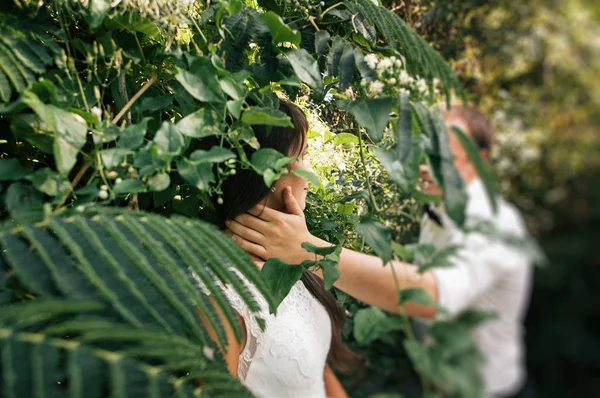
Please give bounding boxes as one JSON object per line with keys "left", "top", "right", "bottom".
{"left": 0, "top": 208, "right": 274, "bottom": 396}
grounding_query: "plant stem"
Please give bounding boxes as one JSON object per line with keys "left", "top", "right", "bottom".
{"left": 357, "top": 127, "right": 381, "bottom": 213}
{"left": 320, "top": 2, "right": 343, "bottom": 19}
{"left": 55, "top": 157, "right": 92, "bottom": 210}
{"left": 111, "top": 73, "right": 157, "bottom": 125}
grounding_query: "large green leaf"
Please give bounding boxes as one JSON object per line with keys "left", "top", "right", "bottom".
{"left": 260, "top": 11, "right": 301, "bottom": 46}
{"left": 177, "top": 108, "right": 225, "bottom": 138}
{"left": 338, "top": 98, "right": 393, "bottom": 142}
{"left": 21, "top": 91, "right": 88, "bottom": 175}
{"left": 261, "top": 258, "right": 303, "bottom": 313}
{"left": 354, "top": 216, "right": 393, "bottom": 265}
{"left": 153, "top": 122, "right": 185, "bottom": 156}
{"left": 353, "top": 307, "right": 404, "bottom": 345}
{"left": 285, "top": 49, "right": 323, "bottom": 93}
{"left": 0, "top": 158, "right": 29, "bottom": 181}
{"left": 119, "top": 118, "right": 150, "bottom": 150}
{"left": 241, "top": 107, "right": 294, "bottom": 127}
{"left": 26, "top": 168, "right": 70, "bottom": 197}
{"left": 175, "top": 62, "right": 225, "bottom": 104}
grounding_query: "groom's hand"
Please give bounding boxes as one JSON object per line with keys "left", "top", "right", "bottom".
{"left": 226, "top": 186, "right": 324, "bottom": 264}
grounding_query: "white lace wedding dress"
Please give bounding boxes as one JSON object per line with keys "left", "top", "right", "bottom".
{"left": 198, "top": 274, "right": 333, "bottom": 397}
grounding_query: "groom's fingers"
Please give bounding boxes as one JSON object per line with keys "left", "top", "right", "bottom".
{"left": 283, "top": 187, "right": 303, "bottom": 216}
{"left": 231, "top": 234, "right": 268, "bottom": 260}
{"left": 227, "top": 219, "right": 266, "bottom": 244}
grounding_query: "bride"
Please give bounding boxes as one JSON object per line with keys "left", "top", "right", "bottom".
{"left": 199, "top": 100, "right": 362, "bottom": 397}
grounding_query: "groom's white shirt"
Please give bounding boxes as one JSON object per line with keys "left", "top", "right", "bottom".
{"left": 419, "top": 179, "right": 533, "bottom": 397}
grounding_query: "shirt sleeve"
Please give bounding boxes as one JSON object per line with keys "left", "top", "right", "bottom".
{"left": 431, "top": 229, "right": 525, "bottom": 316}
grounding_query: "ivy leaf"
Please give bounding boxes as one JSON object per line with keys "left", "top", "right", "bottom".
{"left": 354, "top": 216, "right": 393, "bottom": 264}
{"left": 189, "top": 147, "right": 236, "bottom": 164}
{"left": 260, "top": 11, "right": 301, "bottom": 46}
{"left": 219, "top": 75, "right": 247, "bottom": 101}
{"left": 300, "top": 242, "right": 342, "bottom": 289}
{"left": 261, "top": 258, "right": 303, "bottom": 313}
{"left": 177, "top": 108, "right": 224, "bottom": 138}
{"left": 452, "top": 126, "right": 498, "bottom": 214}
{"left": 153, "top": 122, "right": 185, "bottom": 156}
{"left": 0, "top": 158, "right": 29, "bottom": 181}
{"left": 22, "top": 91, "right": 87, "bottom": 175}
{"left": 26, "top": 168, "right": 70, "bottom": 197}
{"left": 175, "top": 64, "right": 225, "bottom": 104}
{"left": 291, "top": 169, "right": 320, "bottom": 187}
{"left": 176, "top": 158, "right": 213, "bottom": 191}
{"left": 241, "top": 107, "right": 293, "bottom": 127}
{"left": 113, "top": 179, "right": 147, "bottom": 194}
{"left": 354, "top": 307, "right": 404, "bottom": 345}
{"left": 338, "top": 98, "right": 393, "bottom": 142}
{"left": 285, "top": 49, "right": 323, "bottom": 93}
{"left": 301, "top": 242, "right": 340, "bottom": 258}
{"left": 250, "top": 148, "right": 285, "bottom": 173}
{"left": 373, "top": 147, "right": 411, "bottom": 193}
{"left": 119, "top": 117, "right": 150, "bottom": 149}
{"left": 100, "top": 148, "right": 133, "bottom": 170}
{"left": 320, "top": 259, "right": 340, "bottom": 290}
{"left": 147, "top": 173, "right": 170, "bottom": 192}
{"left": 398, "top": 288, "right": 434, "bottom": 306}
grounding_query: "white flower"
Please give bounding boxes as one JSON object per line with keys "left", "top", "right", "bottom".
{"left": 388, "top": 77, "right": 397, "bottom": 85}
{"left": 91, "top": 106, "right": 102, "bottom": 120}
{"left": 399, "top": 70, "right": 411, "bottom": 85}
{"left": 360, "top": 78, "right": 368, "bottom": 87}
{"left": 369, "top": 81, "right": 384, "bottom": 95}
{"left": 337, "top": 163, "right": 347, "bottom": 171}
{"left": 364, "top": 54, "right": 378, "bottom": 69}
{"left": 399, "top": 88, "right": 411, "bottom": 96}
{"left": 98, "top": 190, "right": 108, "bottom": 200}
{"left": 115, "top": 178, "right": 123, "bottom": 184}
{"left": 416, "top": 77, "right": 428, "bottom": 93}
{"left": 377, "top": 58, "right": 393, "bottom": 73}
{"left": 100, "top": 185, "right": 108, "bottom": 191}
{"left": 395, "top": 58, "right": 403, "bottom": 68}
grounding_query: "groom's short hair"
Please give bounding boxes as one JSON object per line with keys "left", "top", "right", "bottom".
{"left": 443, "top": 104, "right": 494, "bottom": 152}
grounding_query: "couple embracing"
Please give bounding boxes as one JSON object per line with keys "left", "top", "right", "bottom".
{"left": 203, "top": 100, "right": 532, "bottom": 398}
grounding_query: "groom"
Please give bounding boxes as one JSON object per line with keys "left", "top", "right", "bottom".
{"left": 227, "top": 105, "right": 533, "bottom": 397}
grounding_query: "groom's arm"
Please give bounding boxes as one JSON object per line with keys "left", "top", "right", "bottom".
{"left": 227, "top": 187, "right": 439, "bottom": 319}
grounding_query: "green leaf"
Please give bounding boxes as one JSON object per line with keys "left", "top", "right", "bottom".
{"left": 398, "top": 288, "right": 434, "bottom": 306}
{"left": 396, "top": 93, "right": 413, "bottom": 162}
{"left": 250, "top": 148, "right": 285, "bottom": 173}
{"left": 241, "top": 107, "right": 293, "bottom": 127}
{"left": 353, "top": 307, "right": 403, "bottom": 345}
{"left": 147, "top": 173, "right": 170, "bottom": 192}
{"left": 333, "top": 132, "right": 359, "bottom": 145}
{"left": 26, "top": 168, "right": 70, "bottom": 196}
{"left": 112, "top": 178, "right": 147, "bottom": 194}
{"left": 175, "top": 64, "right": 225, "bottom": 104}
{"left": 301, "top": 242, "right": 340, "bottom": 258}
{"left": 355, "top": 216, "right": 393, "bottom": 264}
{"left": 21, "top": 91, "right": 88, "bottom": 175}
{"left": 189, "top": 147, "right": 236, "bottom": 164}
{"left": 100, "top": 148, "right": 132, "bottom": 170}
{"left": 319, "top": 259, "right": 340, "bottom": 290}
{"left": 3, "top": 182, "right": 43, "bottom": 223}
{"left": 177, "top": 108, "right": 225, "bottom": 138}
{"left": 451, "top": 126, "right": 498, "bottom": 214}
{"left": 153, "top": 122, "right": 185, "bottom": 156}
{"left": 176, "top": 158, "right": 213, "bottom": 191}
{"left": 403, "top": 340, "right": 433, "bottom": 376}
{"left": 261, "top": 258, "right": 303, "bottom": 313}
{"left": 373, "top": 147, "right": 411, "bottom": 193}
{"left": 338, "top": 43, "right": 355, "bottom": 90}
{"left": 338, "top": 98, "right": 392, "bottom": 142}
{"left": 119, "top": 118, "right": 150, "bottom": 150}
{"left": 291, "top": 169, "right": 320, "bottom": 187}
{"left": 260, "top": 12, "right": 301, "bottom": 46}
{"left": 285, "top": 49, "right": 323, "bottom": 92}
{"left": 315, "top": 30, "right": 330, "bottom": 54}
{"left": 0, "top": 158, "right": 29, "bottom": 181}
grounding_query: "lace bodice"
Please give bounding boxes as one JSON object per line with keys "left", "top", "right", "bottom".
{"left": 198, "top": 274, "right": 332, "bottom": 397}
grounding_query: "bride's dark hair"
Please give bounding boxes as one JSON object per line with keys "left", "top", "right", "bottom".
{"left": 216, "top": 99, "right": 363, "bottom": 374}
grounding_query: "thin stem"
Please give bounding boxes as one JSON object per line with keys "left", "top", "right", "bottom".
{"left": 308, "top": 16, "right": 320, "bottom": 31}
{"left": 133, "top": 32, "right": 146, "bottom": 64}
{"left": 320, "top": 2, "right": 343, "bottom": 18}
{"left": 55, "top": 157, "right": 92, "bottom": 210}
{"left": 357, "top": 127, "right": 381, "bottom": 213}
{"left": 111, "top": 73, "right": 157, "bottom": 125}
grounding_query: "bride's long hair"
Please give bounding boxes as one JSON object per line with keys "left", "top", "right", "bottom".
{"left": 215, "top": 99, "right": 363, "bottom": 374}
